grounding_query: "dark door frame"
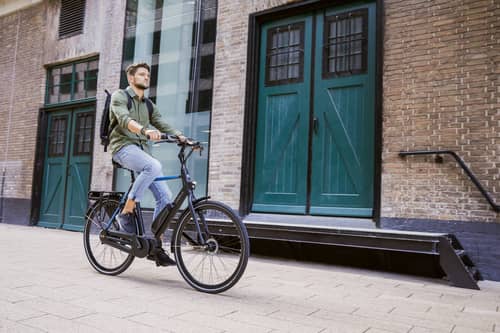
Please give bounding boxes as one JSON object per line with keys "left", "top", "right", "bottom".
{"left": 30, "top": 99, "right": 96, "bottom": 226}
{"left": 239, "top": 0, "right": 384, "bottom": 225}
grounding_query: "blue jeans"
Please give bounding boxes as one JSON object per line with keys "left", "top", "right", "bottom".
{"left": 112, "top": 144, "right": 172, "bottom": 220}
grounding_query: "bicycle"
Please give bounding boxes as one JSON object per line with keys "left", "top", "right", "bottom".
{"left": 83, "top": 135, "right": 250, "bottom": 294}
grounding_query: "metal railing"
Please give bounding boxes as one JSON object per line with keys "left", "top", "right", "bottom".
{"left": 399, "top": 150, "right": 500, "bottom": 212}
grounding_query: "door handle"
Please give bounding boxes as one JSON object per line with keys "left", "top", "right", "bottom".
{"left": 313, "top": 117, "right": 319, "bottom": 134}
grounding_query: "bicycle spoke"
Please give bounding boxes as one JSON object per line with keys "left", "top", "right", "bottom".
{"left": 84, "top": 199, "right": 133, "bottom": 274}
{"left": 174, "top": 202, "right": 249, "bottom": 292}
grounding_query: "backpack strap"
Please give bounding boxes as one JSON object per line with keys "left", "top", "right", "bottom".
{"left": 101, "top": 89, "right": 113, "bottom": 152}
{"left": 144, "top": 98, "right": 154, "bottom": 119}
{"left": 122, "top": 89, "right": 153, "bottom": 119}
{"left": 121, "top": 89, "right": 133, "bottom": 110}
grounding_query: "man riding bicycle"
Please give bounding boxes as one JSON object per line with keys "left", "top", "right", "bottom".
{"left": 109, "top": 62, "right": 185, "bottom": 266}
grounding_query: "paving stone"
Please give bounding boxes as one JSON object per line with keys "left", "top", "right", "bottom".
{"left": 223, "top": 311, "right": 322, "bottom": 332}
{"left": 0, "top": 287, "right": 38, "bottom": 303}
{"left": 18, "top": 298, "right": 95, "bottom": 320}
{"left": 75, "top": 313, "right": 164, "bottom": 333}
{"left": 0, "top": 299, "right": 45, "bottom": 322}
{"left": 0, "top": 318, "right": 45, "bottom": 333}
{"left": 1, "top": 224, "right": 500, "bottom": 333}
{"left": 174, "top": 311, "right": 269, "bottom": 332}
{"left": 20, "top": 314, "right": 104, "bottom": 333}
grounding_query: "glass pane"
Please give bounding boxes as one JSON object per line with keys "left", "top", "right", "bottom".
{"left": 88, "top": 60, "right": 98, "bottom": 71}
{"left": 61, "top": 64, "right": 72, "bottom": 75}
{"left": 75, "top": 81, "right": 85, "bottom": 100}
{"left": 52, "top": 73, "right": 60, "bottom": 85}
{"left": 59, "top": 84, "right": 71, "bottom": 102}
{"left": 116, "top": 0, "right": 216, "bottom": 208}
{"left": 76, "top": 62, "right": 87, "bottom": 75}
{"left": 85, "top": 69, "right": 98, "bottom": 79}
{"left": 325, "top": 11, "right": 367, "bottom": 76}
{"left": 74, "top": 113, "right": 93, "bottom": 154}
{"left": 270, "top": 67, "right": 276, "bottom": 81}
{"left": 49, "top": 117, "right": 67, "bottom": 157}
{"left": 290, "top": 29, "right": 299, "bottom": 46}
{"left": 272, "top": 33, "right": 278, "bottom": 49}
{"left": 288, "top": 64, "right": 299, "bottom": 79}
{"left": 353, "top": 17, "right": 363, "bottom": 33}
{"left": 49, "top": 86, "right": 59, "bottom": 104}
{"left": 60, "top": 73, "right": 72, "bottom": 86}
{"left": 266, "top": 23, "right": 303, "bottom": 84}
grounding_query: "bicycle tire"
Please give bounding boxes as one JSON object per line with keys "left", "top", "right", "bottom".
{"left": 84, "top": 198, "right": 134, "bottom": 275}
{"left": 172, "top": 201, "right": 250, "bottom": 293}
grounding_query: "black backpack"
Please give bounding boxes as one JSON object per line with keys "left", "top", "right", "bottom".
{"left": 100, "top": 89, "right": 154, "bottom": 152}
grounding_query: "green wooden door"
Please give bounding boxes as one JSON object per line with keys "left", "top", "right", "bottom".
{"left": 38, "top": 108, "right": 94, "bottom": 231}
{"left": 63, "top": 108, "right": 94, "bottom": 230}
{"left": 253, "top": 3, "right": 376, "bottom": 217}
{"left": 252, "top": 15, "right": 313, "bottom": 214}
{"left": 38, "top": 111, "right": 71, "bottom": 228}
{"left": 310, "top": 4, "right": 376, "bottom": 216}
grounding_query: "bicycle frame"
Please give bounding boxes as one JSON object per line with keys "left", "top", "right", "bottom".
{"left": 99, "top": 142, "right": 209, "bottom": 258}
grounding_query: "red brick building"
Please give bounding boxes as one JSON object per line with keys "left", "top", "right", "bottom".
{"left": 0, "top": 0, "right": 498, "bottom": 280}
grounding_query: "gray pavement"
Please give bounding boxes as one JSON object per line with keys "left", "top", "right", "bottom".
{"left": 0, "top": 223, "right": 499, "bottom": 333}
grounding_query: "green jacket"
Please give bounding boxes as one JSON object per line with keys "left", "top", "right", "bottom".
{"left": 109, "top": 86, "right": 181, "bottom": 155}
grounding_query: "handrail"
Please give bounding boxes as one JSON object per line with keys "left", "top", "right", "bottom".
{"left": 399, "top": 150, "right": 500, "bottom": 212}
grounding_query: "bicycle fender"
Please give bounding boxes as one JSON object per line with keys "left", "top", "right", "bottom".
{"left": 193, "top": 196, "right": 210, "bottom": 205}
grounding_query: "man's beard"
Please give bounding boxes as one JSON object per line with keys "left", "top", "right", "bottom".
{"left": 135, "top": 82, "right": 149, "bottom": 90}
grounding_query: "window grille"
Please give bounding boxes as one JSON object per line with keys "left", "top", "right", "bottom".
{"left": 48, "top": 116, "right": 68, "bottom": 157}
{"left": 323, "top": 10, "right": 368, "bottom": 77}
{"left": 265, "top": 22, "right": 305, "bottom": 86}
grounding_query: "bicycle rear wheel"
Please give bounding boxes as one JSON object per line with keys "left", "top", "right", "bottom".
{"left": 84, "top": 198, "right": 134, "bottom": 275}
{"left": 172, "top": 201, "right": 249, "bottom": 293}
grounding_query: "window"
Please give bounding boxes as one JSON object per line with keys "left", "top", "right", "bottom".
{"left": 323, "top": 10, "right": 368, "bottom": 77}
{"left": 117, "top": 0, "right": 218, "bottom": 208}
{"left": 48, "top": 116, "right": 68, "bottom": 157}
{"left": 74, "top": 113, "right": 94, "bottom": 155}
{"left": 265, "top": 22, "right": 305, "bottom": 86}
{"left": 46, "top": 58, "right": 98, "bottom": 104}
{"left": 59, "top": 0, "right": 86, "bottom": 39}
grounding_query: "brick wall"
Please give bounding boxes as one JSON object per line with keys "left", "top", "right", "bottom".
{"left": 209, "top": 0, "right": 300, "bottom": 208}
{"left": 210, "top": 0, "right": 499, "bottom": 221}
{"left": 88, "top": 0, "right": 127, "bottom": 192}
{"left": 41, "top": 0, "right": 127, "bottom": 193}
{"left": 382, "top": 0, "right": 499, "bottom": 222}
{"left": 0, "top": 0, "right": 125, "bottom": 224}
{"left": 0, "top": 3, "right": 46, "bottom": 199}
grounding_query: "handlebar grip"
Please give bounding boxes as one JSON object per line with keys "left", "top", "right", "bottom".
{"left": 161, "top": 134, "right": 178, "bottom": 142}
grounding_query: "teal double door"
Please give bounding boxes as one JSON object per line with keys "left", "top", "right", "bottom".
{"left": 253, "top": 3, "right": 376, "bottom": 217}
{"left": 38, "top": 107, "right": 94, "bottom": 231}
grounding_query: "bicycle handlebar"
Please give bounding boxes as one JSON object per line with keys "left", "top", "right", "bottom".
{"left": 146, "top": 133, "right": 203, "bottom": 150}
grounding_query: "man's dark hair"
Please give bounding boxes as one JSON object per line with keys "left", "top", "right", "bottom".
{"left": 126, "top": 62, "right": 151, "bottom": 76}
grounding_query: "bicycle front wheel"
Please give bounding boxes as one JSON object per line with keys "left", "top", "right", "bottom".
{"left": 84, "top": 198, "right": 134, "bottom": 275}
{"left": 172, "top": 201, "right": 249, "bottom": 293}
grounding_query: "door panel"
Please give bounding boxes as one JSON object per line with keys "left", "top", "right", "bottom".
{"left": 310, "top": 4, "right": 376, "bottom": 216}
{"left": 63, "top": 109, "right": 94, "bottom": 231}
{"left": 253, "top": 3, "right": 376, "bottom": 218}
{"left": 253, "top": 15, "right": 312, "bottom": 214}
{"left": 38, "top": 112, "right": 70, "bottom": 228}
{"left": 38, "top": 108, "right": 94, "bottom": 231}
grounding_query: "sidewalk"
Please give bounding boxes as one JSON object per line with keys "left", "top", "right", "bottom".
{"left": 0, "top": 223, "right": 499, "bottom": 333}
